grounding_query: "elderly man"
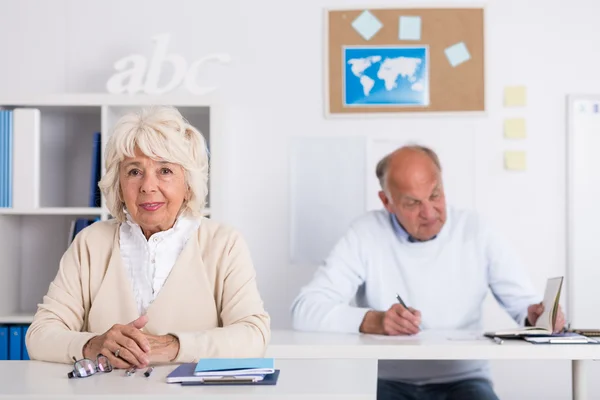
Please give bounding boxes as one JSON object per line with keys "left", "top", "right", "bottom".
{"left": 291, "top": 145, "right": 564, "bottom": 400}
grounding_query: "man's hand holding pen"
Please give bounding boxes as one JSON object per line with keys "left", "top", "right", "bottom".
{"left": 359, "top": 303, "right": 422, "bottom": 335}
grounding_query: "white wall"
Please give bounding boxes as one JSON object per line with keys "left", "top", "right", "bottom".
{"left": 2, "top": 0, "right": 600, "bottom": 398}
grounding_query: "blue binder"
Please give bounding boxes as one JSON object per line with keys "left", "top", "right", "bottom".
{"left": 0, "top": 111, "right": 6, "bottom": 207}
{"left": 0, "top": 326, "right": 7, "bottom": 360}
{"left": 9, "top": 326, "right": 21, "bottom": 360}
{"left": 89, "top": 132, "right": 101, "bottom": 207}
{"left": 21, "top": 325, "right": 29, "bottom": 360}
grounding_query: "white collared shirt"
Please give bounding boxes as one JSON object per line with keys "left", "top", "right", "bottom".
{"left": 119, "top": 213, "right": 201, "bottom": 315}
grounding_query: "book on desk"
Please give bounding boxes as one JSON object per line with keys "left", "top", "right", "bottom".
{"left": 485, "top": 276, "right": 565, "bottom": 339}
{"left": 166, "top": 358, "right": 279, "bottom": 385}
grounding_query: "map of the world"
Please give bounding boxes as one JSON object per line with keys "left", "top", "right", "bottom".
{"left": 344, "top": 46, "right": 429, "bottom": 106}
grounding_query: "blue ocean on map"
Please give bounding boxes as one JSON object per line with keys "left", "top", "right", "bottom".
{"left": 344, "top": 46, "right": 429, "bottom": 106}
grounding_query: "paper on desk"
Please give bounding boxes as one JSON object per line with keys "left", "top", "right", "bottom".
{"left": 368, "top": 330, "right": 486, "bottom": 341}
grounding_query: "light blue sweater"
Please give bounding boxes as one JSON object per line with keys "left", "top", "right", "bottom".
{"left": 291, "top": 206, "right": 540, "bottom": 384}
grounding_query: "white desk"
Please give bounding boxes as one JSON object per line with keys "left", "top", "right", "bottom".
{"left": 266, "top": 330, "right": 600, "bottom": 400}
{"left": 0, "top": 359, "right": 377, "bottom": 400}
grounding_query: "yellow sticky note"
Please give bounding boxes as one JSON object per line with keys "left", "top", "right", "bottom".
{"left": 504, "top": 86, "right": 526, "bottom": 107}
{"left": 504, "top": 151, "right": 527, "bottom": 171}
{"left": 504, "top": 118, "right": 527, "bottom": 139}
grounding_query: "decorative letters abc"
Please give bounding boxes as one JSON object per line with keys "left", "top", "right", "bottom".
{"left": 106, "top": 33, "right": 231, "bottom": 95}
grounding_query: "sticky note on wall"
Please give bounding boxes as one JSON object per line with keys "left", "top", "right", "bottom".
{"left": 504, "top": 151, "right": 527, "bottom": 171}
{"left": 399, "top": 16, "right": 422, "bottom": 40}
{"left": 504, "top": 118, "right": 527, "bottom": 139}
{"left": 352, "top": 10, "right": 383, "bottom": 41}
{"left": 444, "top": 42, "right": 471, "bottom": 67}
{"left": 504, "top": 86, "right": 526, "bottom": 107}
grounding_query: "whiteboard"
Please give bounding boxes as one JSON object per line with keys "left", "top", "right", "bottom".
{"left": 289, "top": 137, "right": 366, "bottom": 265}
{"left": 566, "top": 95, "right": 600, "bottom": 328}
{"left": 289, "top": 133, "right": 477, "bottom": 266}
{"left": 365, "top": 136, "right": 476, "bottom": 212}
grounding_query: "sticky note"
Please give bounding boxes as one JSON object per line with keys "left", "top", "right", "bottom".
{"left": 504, "top": 151, "right": 527, "bottom": 171}
{"left": 444, "top": 42, "right": 471, "bottom": 67}
{"left": 399, "top": 16, "right": 421, "bottom": 40}
{"left": 504, "top": 86, "right": 526, "bottom": 107}
{"left": 504, "top": 118, "right": 527, "bottom": 139}
{"left": 351, "top": 10, "right": 383, "bottom": 41}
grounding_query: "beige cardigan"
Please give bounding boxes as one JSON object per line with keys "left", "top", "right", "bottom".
{"left": 25, "top": 217, "right": 271, "bottom": 364}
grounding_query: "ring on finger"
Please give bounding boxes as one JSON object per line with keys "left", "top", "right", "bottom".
{"left": 114, "top": 348, "right": 121, "bottom": 358}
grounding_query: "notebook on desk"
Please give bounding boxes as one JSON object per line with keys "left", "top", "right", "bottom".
{"left": 524, "top": 332, "right": 599, "bottom": 344}
{"left": 181, "top": 370, "right": 281, "bottom": 386}
{"left": 485, "top": 276, "right": 564, "bottom": 338}
{"left": 167, "top": 359, "right": 277, "bottom": 384}
{"left": 194, "top": 357, "right": 275, "bottom": 376}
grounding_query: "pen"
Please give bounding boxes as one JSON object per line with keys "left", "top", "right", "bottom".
{"left": 493, "top": 337, "right": 504, "bottom": 345}
{"left": 396, "top": 293, "right": 408, "bottom": 308}
{"left": 144, "top": 367, "right": 154, "bottom": 377}
{"left": 396, "top": 293, "right": 422, "bottom": 330}
{"left": 125, "top": 366, "right": 137, "bottom": 376}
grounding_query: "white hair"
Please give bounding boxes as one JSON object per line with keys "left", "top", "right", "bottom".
{"left": 98, "top": 106, "right": 209, "bottom": 222}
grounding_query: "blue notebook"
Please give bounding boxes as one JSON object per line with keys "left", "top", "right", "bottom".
{"left": 194, "top": 358, "right": 275, "bottom": 376}
{"left": 167, "top": 363, "right": 279, "bottom": 385}
{"left": 181, "top": 370, "right": 280, "bottom": 386}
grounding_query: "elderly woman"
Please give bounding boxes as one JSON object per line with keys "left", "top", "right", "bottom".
{"left": 25, "top": 106, "right": 270, "bottom": 370}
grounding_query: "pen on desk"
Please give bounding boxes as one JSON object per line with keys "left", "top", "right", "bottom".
{"left": 144, "top": 367, "right": 154, "bottom": 377}
{"left": 125, "top": 366, "right": 137, "bottom": 376}
{"left": 493, "top": 337, "right": 504, "bottom": 345}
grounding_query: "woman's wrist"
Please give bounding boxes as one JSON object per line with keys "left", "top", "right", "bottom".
{"left": 147, "top": 334, "right": 180, "bottom": 362}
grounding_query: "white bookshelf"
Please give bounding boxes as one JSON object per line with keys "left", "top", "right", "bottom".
{"left": 0, "top": 94, "right": 223, "bottom": 324}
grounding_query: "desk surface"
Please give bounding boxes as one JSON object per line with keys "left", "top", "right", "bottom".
{"left": 266, "top": 329, "right": 600, "bottom": 360}
{"left": 0, "top": 359, "right": 377, "bottom": 400}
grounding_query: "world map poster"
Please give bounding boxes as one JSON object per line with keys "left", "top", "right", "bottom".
{"left": 343, "top": 46, "right": 429, "bottom": 107}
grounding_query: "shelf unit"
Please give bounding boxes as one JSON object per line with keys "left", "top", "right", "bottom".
{"left": 0, "top": 94, "right": 223, "bottom": 324}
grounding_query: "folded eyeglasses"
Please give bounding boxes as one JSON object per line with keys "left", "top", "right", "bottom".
{"left": 67, "top": 354, "right": 113, "bottom": 379}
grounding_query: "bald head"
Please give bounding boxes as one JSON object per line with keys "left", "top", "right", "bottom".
{"left": 376, "top": 145, "right": 442, "bottom": 194}
{"left": 376, "top": 145, "right": 446, "bottom": 241}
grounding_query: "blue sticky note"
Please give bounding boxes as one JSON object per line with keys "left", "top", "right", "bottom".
{"left": 445, "top": 42, "right": 471, "bottom": 67}
{"left": 399, "top": 16, "right": 421, "bottom": 40}
{"left": 351, "top": 10, "right": 383, "bottom": 41}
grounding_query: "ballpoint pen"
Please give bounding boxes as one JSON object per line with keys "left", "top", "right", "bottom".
{"left": 396, "top": 293, "right": 422, "bottom": 330}
{"left": 144, "top": 367, "right": 154, "bottom": 377}
{"left": 395, "top": 293, "right": 408, "bottom": 308}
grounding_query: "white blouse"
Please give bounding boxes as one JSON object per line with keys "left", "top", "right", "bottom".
{"left": 119, "top": 213, "right": 201, "bottom": 315}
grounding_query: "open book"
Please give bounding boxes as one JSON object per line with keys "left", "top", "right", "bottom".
{"left": 485, "top": 276, "right": 563, "bottom": 338}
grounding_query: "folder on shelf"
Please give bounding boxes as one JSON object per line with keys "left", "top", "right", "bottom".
{"left": 5, "top": 110, "right": 12, "bottom": 208}
{"left": 0, "top": 111, "right": 4, "bottom": 208}
{"left": 8, "top": 326, "right": 21, "bottom": 360}
{"left": 21, "top": 325, "right": 29, "bottom": 360}
{"left": 0, "top": 326, "right": 7, "bottom": 360}
{"left": 0, "top": 110, "right": 13, "bottom": 208}
{"left": 12, "top": 108, "right": 41, "bottom": 209}
{"left": 89, "top": 132, "right": 102, "bottom": 207}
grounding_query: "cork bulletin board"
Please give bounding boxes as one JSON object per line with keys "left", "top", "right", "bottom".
{"left": 326, "top": 7, "right": 485, "bottom": 115}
